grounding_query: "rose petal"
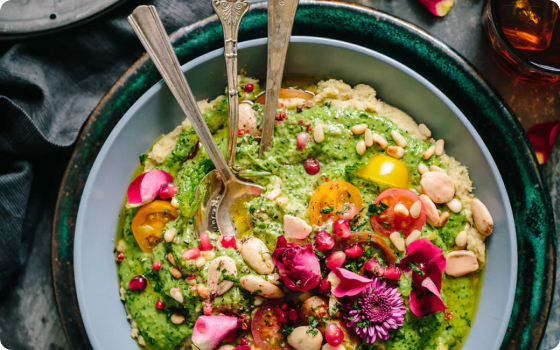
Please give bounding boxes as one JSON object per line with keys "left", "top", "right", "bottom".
{"left": 527, "top": 121, "right": 559, "bottom": 165}
{"left": 127, "top": 170, "right": 173, "bottom": 207}
{"left": 192, "top": 315, "right": 239, "bottom": 350}
{"left": 328, "top": 268, "right": 372, "bottom": 298}
{"left": 273, "top": 236, "right": 321, "bottom": 291}
{"left": 408, "top": 287, "right": 447, "bottom": 318}
{"left": 400, "top": 238, "right": 446, "bottom": 289}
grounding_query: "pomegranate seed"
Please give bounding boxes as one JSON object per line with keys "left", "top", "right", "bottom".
{"left": 298, "top": 119, "right": 304, "bottom": 125}
{"left": 238, "top": 128, "right": 246, "bottom": 137}
{"left": 281, "top": 303, "right": 288, "bottom": 310}
{"left": 296, "top": 132, "right": 309, "bottom": 150}
{"left": 364, "top": 259, "right": 386, "bottom": 277}
{"left": 199, "top": 232, "right": 213, "bottom": 251}
{"left": 234, "top": 346, "right": 251, "bottom": 350}
{"left": 276, "top": 308, "right": 288, "bottom": 325}
{"left": 303, "top": 157, "right": 320, "bottom": 175}
{"left": 152, "top": 261, "right": 161, "bottom": 271}
{"left": 333, "top": 219, "right": 351, "bottom": 238}
{"left": 385, "top": 266, "right": 402, "bottom": 280}
{"left": 280, "top": 111, "right": 287, "bottom": 119}
{"left": 325, "top": 323, "right": 344, "bottom": 347}
{"left": 203, "top": 301, "right": 212, "bottom": 315}
{"left": 182, "top": 247, "right": 201, "bottom": 261}
{"left": 156, "top": 300, "right": 165, "bottom": 310}
{"left": 275, "top": 113, "right": 282, "bottom": 121}
{"left": 326, "top": 251, "right": 346, "bottom": 270}
{"left": 129, "top": 275, "right": 147, "bottom": 292}
{"left": 244, "top": 84, "right": 254, "bottom": 92}
{"left": 297, "top": 105, "right": 303, "bottom": 113}
{"left": 344, "top": 244, "right": 364, "bottom": 259}
{"left": 160, "top": 182, "right": 178, "bottom": 199}
{"left": 187, "top": 275, "right": 196, "bottom": 280}
{"left": 240, "top": 338, "right": 248, "bottom": 346}
{"left": 316, "top": 230, "right": 335, "bottom": 253}
{"left": 318, "top": 277, "right": 332, "bottom": 294}
{"left": 444, "top": 311, "right": 454, "bottom": 321}
{"left": 221, "top": 235, "right": 236, "bottom": 248}
{"left": 116, "top": 252, "right": 124, "bottom": 262}
{"left": 287, "top": 308, "right": 298, "bottom": 322}
{"left": 276, "top": 120, "right": 282, "bottom": 125}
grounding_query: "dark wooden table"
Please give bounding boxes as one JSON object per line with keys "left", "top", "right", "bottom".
{"left": 0, "top": 0, "right": 557, "bottom": 349}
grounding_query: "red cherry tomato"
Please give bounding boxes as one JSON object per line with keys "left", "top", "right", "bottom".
{"left": 369, "top": 189, "right": 426, "bottom": 237}
{"left": 251, "top": 303, "right": 291, "bottom": 350}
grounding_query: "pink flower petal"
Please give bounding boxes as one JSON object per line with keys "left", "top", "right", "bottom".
{"left": 328, "top": 268, "right": 372, "bottom": 298}
{"left": 127, "top": 170, "right": 173, "bottom": 207}
{"left": 527, "top": 121, "right": 559, "bottom": 165}
{"left": 191, "top": 315, "right": 239, "bottom": 350}
{"left": 273, "top": 236, "right": 321, "bottom": 291}
{"left": 409, "top": 288, "right": 447, "bottom": 318}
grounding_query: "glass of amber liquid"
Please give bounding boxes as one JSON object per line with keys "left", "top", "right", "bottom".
{"left": 482, "top": 0, "right": 560, "bottom": 83}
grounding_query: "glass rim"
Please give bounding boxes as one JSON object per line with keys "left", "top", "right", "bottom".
{"left": 489, "top": 0, "right": 560, "bottom": 75}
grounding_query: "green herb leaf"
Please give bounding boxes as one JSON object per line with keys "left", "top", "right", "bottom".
{"left": 367, "top": 201, "right": 389, "bottom": 216}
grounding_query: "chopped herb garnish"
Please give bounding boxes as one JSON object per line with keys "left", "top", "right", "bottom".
{"left": 367, "top": 201, "right": 389, "bottom": 216}
{"left": 408, "top": 262, "right": 426, "bottom": 276}
{"left": 321, "top": 205, "right": 334, "bottom": 214}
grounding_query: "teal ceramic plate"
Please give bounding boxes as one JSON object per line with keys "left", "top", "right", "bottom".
{"left": 52, "top": 2, "right": 556, "bottom": 350}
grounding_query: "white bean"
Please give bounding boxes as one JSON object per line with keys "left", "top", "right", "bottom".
{"left": 241, "top": 237, "right": 275, "bottom": 274}
{"left": 207, "top": 256, "right": 237, "bottom": 296}
{"left": 287, "top": 326, "right": 323, "bottom": 350}
{"left": 240, "top": 275, "right": 285, "bottom": 298}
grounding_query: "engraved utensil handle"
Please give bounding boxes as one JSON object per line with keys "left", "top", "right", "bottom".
{"left": 212, "top": 0, "right": 250, "bottom": 169}
{"left": 259, "top": 0, "right": 300, "bottom": 156}
{"left": 128, "top": 5, "right": 235, "bottom": 184}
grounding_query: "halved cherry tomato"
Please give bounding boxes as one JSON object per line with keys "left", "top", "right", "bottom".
{"left": 131, "top": 200, "right": 178, "bottom": 252}
{"left": 355, "top": 154, "right": 409, "bottom": 188}
{"left": 337, "top": 232, "right": 397, "bottom": 266}
{"left": 369, "top": 189, "right": 426, "bottom": 237}
{"left": 254, "top": 88, "right": 314, "bottom": 105}
{"left": 309, "top": 181, "right": 364, "bottom": 226}
{"left": 251, "top": 302, "right": 291, "bottom": 350}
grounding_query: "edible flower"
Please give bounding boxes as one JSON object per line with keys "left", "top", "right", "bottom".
{"left": 127, "top": 169, "right": 174, "bottom": 207}
{"left": 343, "top": 278, "right": 406, "bottom": 343}
{"left": 192, "top": 315, "right": 239, "bottom": 350}
{"left": 272, "top": 236, "right": 321, "bottom": 291}
{"left": 400, "top": 238, "right": 447, "bottom": 317}
{"left": 328, "top": 268, "right": 372, "bottom": 298}
{"left": 527, "top": 120, "right": 559, "bottom": 165}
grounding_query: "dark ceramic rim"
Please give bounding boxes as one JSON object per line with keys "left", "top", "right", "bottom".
{"left": 489, "top": 0, "right": 560, "bottom": 75}
{"left": 52, "top": 1, "right": 556, "bottom": 350}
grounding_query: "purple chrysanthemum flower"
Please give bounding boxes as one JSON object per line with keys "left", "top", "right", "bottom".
{"left": 343, "top": 279, "right": 406, "bottom": 343}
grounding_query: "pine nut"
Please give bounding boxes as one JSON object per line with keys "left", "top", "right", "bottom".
{"left": 197, "top": 284, "right": 209, "bottom": 299}
{"left": 418, "top": 124, "right": 432, "bottom": 138}
{"left": 410, "top": 200, "right": 422, "bottom": 219}
{"left": 389, "top": 231, "right": 405, "bottom": 252}
{"left": 170, "top": 287, "right": 184, "bottom": 303}
{"left": 171, "top": 197, "right": 180, "bottom": 208}
{"left": 164, "top": 228, "right": 177, "bottom": 242}
{"left": 423, "top": 146, "right": 435, "bottom": 159}
{"left": 186, "top": 277, "right": 197, "bottom": 286}
{"left": 201, "top": 250, "right": 216, "bottom": 261}
{"left": 266, "top": 188, "right": 282, "bottom": 201}
{"left": 372, "top": 133, "right": 388, "bottom": 149}
{"left": 394, "top": 203, "right": 409, "bottom": 217}
{"left": 446, "top": 198, "right": 462, "bottom": 213}
{"left": 391, "top": 130, "right": 407, "bottom": 148}
{"left": 169, "top": 267, "right": 182, "bottom": 279}
{"left": 356, "top": 140, "right": 366, "bottom": 155}
{"left": 418, "top": 163, "right": 429, "bottom": 175}
{"left": 254, "top": 296, "right": 265, "bottom": 306}
{"left": 167, "top": 253, "right": 177, "bottom": 267}
{"left": 387, "top": 146, "right": 404, "bottom": 159}
{"left": 171, "top": 313, "right": 185, "bottom": 324}
{"left": 364, "top": 128, "right": 373, "bottom": 147}
{"left": 429, "top": 165, "right": 447, "bottom": 174}
{"left": 351, "top": 124, "right": 368, "bottom": 135}
{"left": 195, "top": 256, "right": 206, "bottom": 268}
{"left": 275, "top": 196, "right": 289, "bottom": 206}
{"left": 314, "top": 124, "right": 325, "bottom": 143}
{"left": 406, "top": 230, "right": 422, "bottom": 246}
{"left": 455, "top": 230, "right": 468, "bottom": 247}
{"left": 435, "top": 139, "right": 445, "bottom": 156}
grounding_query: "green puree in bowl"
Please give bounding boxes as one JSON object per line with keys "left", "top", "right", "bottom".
{"left": 116, "top": 80, "right": 482, "bottom": 350}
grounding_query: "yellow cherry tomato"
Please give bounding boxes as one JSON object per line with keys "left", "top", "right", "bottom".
{"left": 309, "top": 181, "right": 364, "bottom": 226}
{"left": 355, "top": 154, "right": 409, "bottom": 188}
{"left": 131, "top": 200, "right": 178, "bottom": 252}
